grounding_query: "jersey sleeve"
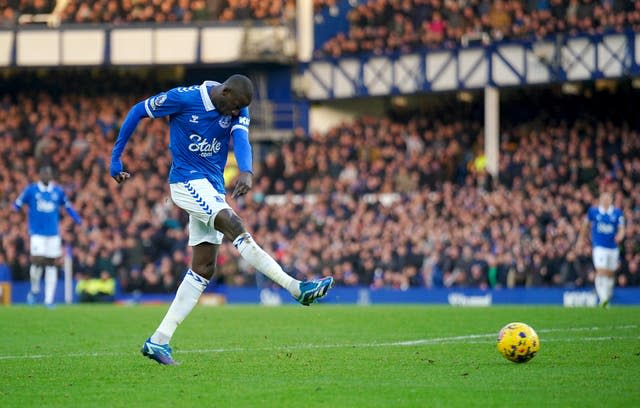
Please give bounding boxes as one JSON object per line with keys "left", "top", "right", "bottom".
{"left": 144, "top": 88, "right": 183, "bottom": 118}
{"left": 587, "top": 207, "right": 596, "bottom": 223}
{"left": 230, "top": 106, "right": 250, "bottom": 136}
{"left": 13, "top": 185, "right": 32, "bottom": 209}
{"left": 231, "top": 107, "right": 252, "bottom": 173}
{"left": 59, "top": 187, "right": 82, "bottom": 224}
{"left": 616, "top": 210, "right": 625, "bottom": 226}
{"left": 58, "top": 187, "right": 70, "bottom": 207}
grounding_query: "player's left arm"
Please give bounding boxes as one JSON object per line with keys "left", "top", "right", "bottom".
{"left": 60, "top": 188, "right": 82, "bottom": 225}
{"left": 230, "top": 107, "right": 253, "bottom": 198}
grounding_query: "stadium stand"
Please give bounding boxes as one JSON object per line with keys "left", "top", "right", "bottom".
{"left": 0, "top": 0, "right": 290, "bottom": 25}
{"left": 315, "top": 0, "right": 640, "bottom": 57}
{"left": 0, "top": 73, "right": 638, "bottom": 294}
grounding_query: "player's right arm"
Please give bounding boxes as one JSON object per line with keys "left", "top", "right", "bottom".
{"left": 12, "top": 185, "right": 31, "bottom": 212}
{"left": 110, "top": 90, "right": 182, "bottom": 183}
{"left": 230, "top": 106, "right": 253, "bottom": 198}
{"left": 577, "top": 207, "right": 594, "bottom": 247}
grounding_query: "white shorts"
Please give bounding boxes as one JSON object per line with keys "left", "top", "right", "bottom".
{"left": 592, "top": 246, "right": 620, "bottom": 271}
{"left": 170, "top": 179, "right": 231, "bottom": 246}
{"left": 30, "top": 235, "right": 62, "bottom": 258}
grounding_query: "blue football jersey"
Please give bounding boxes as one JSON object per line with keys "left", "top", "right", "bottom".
{"left": 143, "top": 81, "right": 251, "bottom": 194}
{"left": 587, "top": 206, "right": 624, "bottom": 249}
{"left": 14, "top": 182, "right": 73, "bottom": 236}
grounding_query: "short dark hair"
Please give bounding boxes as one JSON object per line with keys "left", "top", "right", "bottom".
{"left": 224, "top": 74, "right": 253, "bottom": 102}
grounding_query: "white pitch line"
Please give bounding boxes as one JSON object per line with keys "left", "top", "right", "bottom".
{"left": 0, "top": 324, "right": 636, "bottom": 361}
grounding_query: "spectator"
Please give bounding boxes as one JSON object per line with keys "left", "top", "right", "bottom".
{"left": 76, "top": 270, "right": 116, "bottom": 303}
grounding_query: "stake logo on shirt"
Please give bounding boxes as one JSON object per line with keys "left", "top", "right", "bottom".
{"left": 188, "top": 134, "right": 221, "bottom": 157}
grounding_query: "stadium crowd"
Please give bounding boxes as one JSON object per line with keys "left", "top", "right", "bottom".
{"left": 0, "top": 0, "right": 292, "bottom": 25}
{"left": 0, "top": 75, "right": 638, "bottom": 294}
{"left": 3, "top": 0, "right": 640, "bottom": 45}
{"left": 316, "top": 0, "right": 640, "bottom": 57}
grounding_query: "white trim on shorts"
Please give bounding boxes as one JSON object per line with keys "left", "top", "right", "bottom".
{"left": 592, "top": 246, "right": 620, "bottom": 271}
{"left": 170, "top": 178, "right": 231, "bottom": 246}
{"left": 30, "top": 235, "right": 62, "bottom": 258}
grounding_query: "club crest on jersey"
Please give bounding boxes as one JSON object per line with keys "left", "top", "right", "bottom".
{"left": 188, "top": 134, "right": 221, "bottom": 157}
{"left": 218, "top": 116, "right": 231, "bottom": 128}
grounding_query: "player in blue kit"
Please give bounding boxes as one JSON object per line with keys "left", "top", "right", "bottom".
{"left": 579, "top": 191, "right": 625, "bottom": 307}
{"left": 110, "top": 74, "right": 333, "bottom": 365}
{"left": 13, "top": 166, "right": 82, "bottom": 307}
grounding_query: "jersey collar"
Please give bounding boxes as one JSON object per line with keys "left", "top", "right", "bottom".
{"left": 598, "top": 205, "right": 614, "bottom": 214}
{"left": 37, "top": 181, "right": 54, "bottom": 192}
{"left": 199, "top": 80, "right": 218, "bottom": 112}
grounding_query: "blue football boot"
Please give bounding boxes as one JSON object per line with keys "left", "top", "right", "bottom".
{"left": 296, "top": 277, "right": 334, "bottom": 306}
{"left": 141, "top": 338, "right": 176, "bottom": 365}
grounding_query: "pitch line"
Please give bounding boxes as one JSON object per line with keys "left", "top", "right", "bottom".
{"left": 0, "top": 324, "right": 636, "bottom": 361}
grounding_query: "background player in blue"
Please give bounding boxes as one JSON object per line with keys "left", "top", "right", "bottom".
{"left": 579, "top": 191, "right": 625, "bottom": 307}
{"left": 13, "top": 166, "right": 82, "bottom": 307}
{"left": 110, "top": 74, "right": 334, "bottom": 365}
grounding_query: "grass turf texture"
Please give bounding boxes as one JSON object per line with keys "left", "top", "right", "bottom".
{"left": 1, "top": 305, "right": 638, "bottom": 408}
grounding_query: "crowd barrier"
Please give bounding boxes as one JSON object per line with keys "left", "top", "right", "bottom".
{"left": 7, "top": 281, "right": 640, "bottom": 306}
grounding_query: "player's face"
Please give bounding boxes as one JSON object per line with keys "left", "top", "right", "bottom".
{"left": 600, "top": 193, "right": 612, "bottom": 207}
{"left": 39, "top": 167, "right": 53, "bottom": 184}
{"left": 217, "top": 89, "right": 250, "bottom": 117}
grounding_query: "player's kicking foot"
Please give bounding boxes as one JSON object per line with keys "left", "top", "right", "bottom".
{"left": 26, "top": 292, "right": 36, "bottom": 305}
{"left": 141, "top": 338, "right": 176, "bottom": 365}
{"left": 296, "top": 277, "right": 334, "bottom": 306}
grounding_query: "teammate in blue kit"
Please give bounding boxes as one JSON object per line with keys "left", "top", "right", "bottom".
{"left": 110, "top": 75, "right": 333, "bottom": 365}
{"left": 13, "top": 166, "right": 82, "bottom": 307}
{"left": 579, "top": 191, "right": 625, "bottom": 307}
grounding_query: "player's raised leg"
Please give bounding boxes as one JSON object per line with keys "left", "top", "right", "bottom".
{"left": 214, "top": 209, "right": 334, "bottom": 306}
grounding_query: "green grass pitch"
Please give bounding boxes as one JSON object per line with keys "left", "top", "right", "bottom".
{"left": 1, "top": 305, "right": 639, "bottom": 407}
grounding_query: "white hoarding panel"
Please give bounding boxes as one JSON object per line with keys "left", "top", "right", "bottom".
{"left": 62, "top": 30, "right": 105, "bottom": 65}
{"left": 201, "top": 27, "right": 243, "bottom": 63}
{"left": 111, "top": 29, "right": 152, "bottom": 64}
{"left": 16, "top": 31, "right": 60, "bottom": 66}
{"left": 154, "top": 28, "right": 198, "bottom": 64}
{"left": 0, "top": 31, "right": 13, "bottom": 66}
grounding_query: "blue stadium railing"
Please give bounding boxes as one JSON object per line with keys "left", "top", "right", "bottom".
{"left": 300, "top": 29, "right": 640, "bottom": 100}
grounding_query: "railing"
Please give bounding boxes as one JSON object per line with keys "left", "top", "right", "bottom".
{"left": 299, "top": 30, "right": 640, "bottom": 100}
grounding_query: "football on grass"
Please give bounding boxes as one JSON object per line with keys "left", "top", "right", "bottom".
{"left": 496, "top": 322, "right": 540, "bottom": 363}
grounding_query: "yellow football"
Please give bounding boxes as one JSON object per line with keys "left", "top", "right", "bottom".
{"left": 496, "top": 322, "right": 540, "bottom": 363}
